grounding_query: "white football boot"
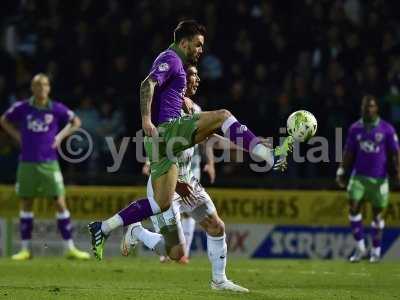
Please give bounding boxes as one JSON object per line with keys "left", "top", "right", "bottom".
{"left": 121, "top": 222, "right": 140, "bottom": 256}
{"left": 211, "top": 280, "right": 249, "bottom": 293}
{"left": 349, "top": 247, "right": 367, "bottom": 263}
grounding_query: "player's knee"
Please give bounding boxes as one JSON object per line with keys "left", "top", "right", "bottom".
{"left": 217, "top": 109, "right": 232, "bottom": 121}
{"left": 207, "top": 219, "right": 225, "bottom": 237}
{"left": 349, "top": 202, "right": 361, "bottom": 215}
{"left": 168, "top": 244, "right": 184, "bottom": 261}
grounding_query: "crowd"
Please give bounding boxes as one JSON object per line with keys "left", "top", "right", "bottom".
{"left": 1, "top": 0, "right": 400, "bottom": 185}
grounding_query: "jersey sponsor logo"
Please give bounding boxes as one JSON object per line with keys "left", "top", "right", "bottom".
{"left": 158, "top": 63, "right": 169, "bottom": 72}
{"left": 359, "top": 140, "right": 380, "bottom": 153}
{"left": 239, "top": 125, "right": 248, "bottom": 133}
{"left": 375, "top": 132, "right": 383, "bottom": 143}
{"left": 44, "top": 114, "right": 54, "bottom": 124}
{"left": 27, "top": 114, "right": 50, "bottom": 132}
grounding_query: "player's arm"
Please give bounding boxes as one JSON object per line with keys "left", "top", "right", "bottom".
{"left": 336, "top": 150, "right": 354, "bottom": 188}
{"left": 53, "top": 116, "right": 81, "bottom": 149}
{"left": 0, "top": 114, "right": 21, "bottom": 145}
{"left": 336, "top": 125, "right": 356, "bottom": 188}
{"left": 386, "top": 126, "right": 400, "bottom": 183}
{"left": 389, "top": 150, "right": 400, "bottom": 183}
{"left": 140, "top": 75, "right": 158, "bottom": 137}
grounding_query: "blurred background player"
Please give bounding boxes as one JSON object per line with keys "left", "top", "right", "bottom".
{"left": 0, "top": 74, "right": 90, "bottom": 260}
{"left": 142, "top": 65, "right": 216, "bottom": 264}
{"left": 122, "top": 65, "right": 248, "bottom": 292}
{"left": 337, "top": 95, "right": 400, "bottom": 263}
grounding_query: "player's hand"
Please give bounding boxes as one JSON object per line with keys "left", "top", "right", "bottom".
{"left": 336, "top": 175, "right": 346, "bottom": 188}
{"left": 182, "top": 97, "right": 194, "bottom": 114}
{"left": 176, "top": 181, "right": 196, "bottom": 206}
{"left": 142, "top": 163, "right": 150, "bottom": 176}
{"left": 203, "top": 163, "right": 216, "bottom": 184}
{"left": 142, "top": 119, "right": 158, "bottom": 137}
{"left": 51, "top": 135, "right": 62, "bottom": 149}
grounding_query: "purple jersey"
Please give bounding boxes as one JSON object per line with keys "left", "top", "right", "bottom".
{"left": 345, "top": 119, "right": 399, "bottom": 178}
{"left": 149, "top": 48, "right": 186, "bottom": 125}
{"left": 4, "top": 98, "right": 75, "bottom": 162}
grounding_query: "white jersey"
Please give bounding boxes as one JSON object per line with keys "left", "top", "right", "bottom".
{"left": 177, "top": 103, "right": 202, "bottom": 182}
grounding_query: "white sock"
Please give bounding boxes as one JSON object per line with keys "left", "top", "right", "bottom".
{"left": 101, "top": 214, "right": 123, "bottom": 235}
{"left": 21, "top": 240, "right": 31, "bottom": 251}
{"left": 357, "top": 239, "right": 366, "bottom": 252}
{"left": 132, "top": 223, "right": 164, "bottom": 250}
{"left": 221, "top": 115, "right": 238, "bottom": 134}
{"left": 207, "top": 234, "right": 227, "bottom": 283}
{"left": 181, "top": 217, "right": 195, "bottom": 256}
{"left": 64, "top": 239, "right": 75, "bottom": 250}
{"left": 251, "top": 143, "right": 274, "bottom": 167}
{"left": 371, "top": 246, "right": 381, "bottom": 257}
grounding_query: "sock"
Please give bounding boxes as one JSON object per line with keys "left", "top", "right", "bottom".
{"left": 371, "top": 219, "right": 384, "bottom": 256}
{"left": 221, "top": 116, "right": 261, "bottom": 153}
{"left": 207, "top": 234, "right": 228, "bottom": 283}
{"left": 181, "top": 217, "right": 195, "bottom": 256}
{"left": 20, "top": 211, "right": 34, "bottom": 251}
{"left": 349, "top": 214, "right": 365, "bottom": 251}
{"left": 102, "top": 198, "right": 160, "bottom": 235}
{"left": 57, "top": 210, "right": 73, "bottom": 249}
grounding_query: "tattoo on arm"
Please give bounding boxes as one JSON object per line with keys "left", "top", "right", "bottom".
{"left": 140, "top": 77, "right": 156, "bottom": 119}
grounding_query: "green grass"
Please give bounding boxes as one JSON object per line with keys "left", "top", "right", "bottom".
{"left": 0, "top": 257, "right": 399, "bottom": 300}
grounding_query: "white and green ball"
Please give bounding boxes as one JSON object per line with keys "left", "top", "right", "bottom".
{"left": 287, "top": 110, "right": 317, "bottom": 142}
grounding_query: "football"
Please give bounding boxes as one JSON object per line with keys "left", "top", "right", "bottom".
{"left": 287, "top": 110, "right": 318, "bottom": 142}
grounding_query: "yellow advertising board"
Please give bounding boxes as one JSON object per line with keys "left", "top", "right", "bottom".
{"left": 0, "top": 185, "right": 399, "bottom": 226}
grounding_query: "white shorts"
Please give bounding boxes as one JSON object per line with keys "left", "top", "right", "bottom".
{"left": 147, "top": 176, "right": 216, "bottom": 232}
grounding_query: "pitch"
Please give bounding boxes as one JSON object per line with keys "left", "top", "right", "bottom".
{"left": 0, "top": 257, "right": 398, "bottom": 299}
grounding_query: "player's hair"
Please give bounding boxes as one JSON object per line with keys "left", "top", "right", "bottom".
{"left": 31, "top": 73, "right": 50, "bottom": 84}
{"left": 362, "top": 94, "right": 378, "bottom": 106}
{"left": 173, "top": 20, "right": 206, "bottom": 43}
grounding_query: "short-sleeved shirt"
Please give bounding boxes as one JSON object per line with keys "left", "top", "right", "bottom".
{"left": 149, "top": 48, "right": 186, "bottom": 126}
{"left": 3, "top": 98, "right": 75, "bottom": 162}
{"left": 345, "top": 118, "right": 399, "bottom": 178}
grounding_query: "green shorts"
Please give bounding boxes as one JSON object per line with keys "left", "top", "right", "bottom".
{"left": 144, "top": 114, "right": 200, "bottom": 180}
{"left": 347, "top": 175, "right": 389, "bottom": 208}
{"left": 16, "top": 161, "right": 65, "bottom": 198}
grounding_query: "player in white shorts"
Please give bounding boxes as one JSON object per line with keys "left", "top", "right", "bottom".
{"left": 122, "top": 65, "right": 249, "bottom": 293}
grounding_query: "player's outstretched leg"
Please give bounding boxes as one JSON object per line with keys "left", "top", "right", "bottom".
{"left": 194, "top": 110, "right": 293, "bottom": 171}
{"left": 88, "top": 196, "right": 161, "bottom": 260}
{"left": 199, "top": 213, "right": 249, "bottom": 293}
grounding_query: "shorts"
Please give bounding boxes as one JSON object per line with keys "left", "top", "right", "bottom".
{"left": 347, "top": 175, "right": 389, "bottom": 208}
{"left": 16, "top": 161, "right": 65, "bottom": 198}
{"left": 144, "top": 114, "right": 200, "bottom": 180}
{"left": 147, "top": 175, "right": 216, "bottom": 233}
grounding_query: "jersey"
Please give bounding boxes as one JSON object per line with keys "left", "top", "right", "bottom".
{"left": 178, "top": 103, "right": 202, "bottom": 182}
{"left": 149, "top": 46, "right": 187, "bottom": 126}
{"left": 3, "top": 98, "right": 75, "bottom": 162}
{"left": 345, "top": 118, "right": 399, "bottom": 178}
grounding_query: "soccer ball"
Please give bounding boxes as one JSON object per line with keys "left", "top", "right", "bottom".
{"left": 287, "top": 110, "right": 317, "bottom": 142}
